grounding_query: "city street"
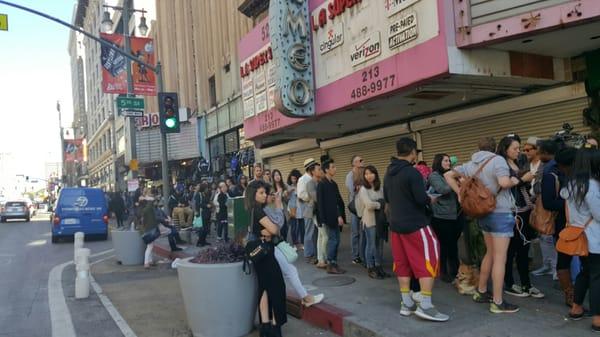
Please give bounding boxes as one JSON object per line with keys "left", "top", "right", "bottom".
{"left": 0, "top": 212, "right": 113, "bottom": 337}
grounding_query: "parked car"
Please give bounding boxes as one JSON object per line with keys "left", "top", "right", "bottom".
{"left": 51, "top": 188, "right": 109, "bottom": 243}
{"left": 0, "top": 201, "right": 31, "bottom": 222}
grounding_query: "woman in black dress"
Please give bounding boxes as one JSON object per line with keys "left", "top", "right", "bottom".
{"left": 245, "top": 180, "right": 287, "bottom": 337}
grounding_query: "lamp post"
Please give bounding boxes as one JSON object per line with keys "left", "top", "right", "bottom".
{"left": 56, "top": 100, "right": 65, "bottom": 186}
{"left": 100, "top": 0, "right": 148, "bottom": 190}
{"left": 0, "top": 0, "right": 171, "bottom": 204}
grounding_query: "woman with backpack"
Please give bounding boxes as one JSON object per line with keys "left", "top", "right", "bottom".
{"left": 562, "top": 147, "right": 600, "bottom": 331}
{"left": 496, "top": 137, "right": 544, "bottom": 299}
{"left": 428, "top": 154, "right": 463, "bottom": 283}
{"left": 356, "top": 165, "right": 389, "bottom": 279}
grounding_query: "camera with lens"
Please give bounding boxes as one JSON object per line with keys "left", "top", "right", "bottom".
{"left": 552, "top": 123, "right": 587, "bottom": 149}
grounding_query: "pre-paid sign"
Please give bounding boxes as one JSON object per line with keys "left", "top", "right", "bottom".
{"left": 0, "top": 14, "right": 8, "bottom": 31}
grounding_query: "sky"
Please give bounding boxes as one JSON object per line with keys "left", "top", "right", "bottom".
{"left": 0, "top": 0, "right": 76, "bottom": 180}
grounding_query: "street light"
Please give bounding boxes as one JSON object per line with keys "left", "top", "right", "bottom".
{"left": 100, "top": 6, "right": 148, "bottom": 36}
{"left": 101, "top": 10, "right": 112, "bottom": 33}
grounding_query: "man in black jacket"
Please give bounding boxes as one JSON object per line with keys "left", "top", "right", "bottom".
{"left": 317, "top": 159, "right": 346, "bottom": 274}
{"left": 384, "top": 137, "right": 449, "bottom": 322}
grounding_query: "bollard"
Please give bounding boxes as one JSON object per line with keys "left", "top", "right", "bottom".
{"left": 74, "top": 232, "right": 84, "bottom": 262}
{"left": 75, "top": 247, "right": 91, "bottom": 299}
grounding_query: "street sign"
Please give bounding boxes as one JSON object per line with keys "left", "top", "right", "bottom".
{"left": 0, "top": 14, "right": 7, "bottom": 31}
{"left": 116, "top": 97, "right": 145, "bottom": 110}
{"left": 121, "top": 109, "right": 144, "bottom": 117}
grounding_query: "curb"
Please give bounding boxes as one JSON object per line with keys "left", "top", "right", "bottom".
{"left": 152, "top": 242, "right": 355, "bottom": 336}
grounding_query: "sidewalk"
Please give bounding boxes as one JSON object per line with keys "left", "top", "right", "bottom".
{"left": 91, "top": 247, "right": 336, "bottom": 337}
{"left": 152, "top": 226, "right": 597, "bottom": 337}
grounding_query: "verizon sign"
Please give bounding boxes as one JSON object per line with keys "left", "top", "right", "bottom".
{"left": 388, "top": 11, "right": 418, "bottom": 49}
{"left": 350, "top": 31, "right": 381, "bottom": 67}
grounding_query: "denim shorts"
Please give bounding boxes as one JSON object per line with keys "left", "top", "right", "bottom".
{"left": 478, "top": 212, "right": 515, "bottom": 238}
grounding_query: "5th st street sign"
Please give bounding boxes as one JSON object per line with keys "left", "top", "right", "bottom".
{"left": 116, "top": 97, "right": 144, "bottom": 117}
{"left": 0, "top": 14, "right": 8, "bottom": 31}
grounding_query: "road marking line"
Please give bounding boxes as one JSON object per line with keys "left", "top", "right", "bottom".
{"left": 48, "top": 249, "right": 114, "bottom": 337}
{"left": 89, "top": 257, "right": 138, "bottom": 337}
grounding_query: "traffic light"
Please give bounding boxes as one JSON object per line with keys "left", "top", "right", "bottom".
{"left": 158, "top": 92, "right": 180, "bottom": 133}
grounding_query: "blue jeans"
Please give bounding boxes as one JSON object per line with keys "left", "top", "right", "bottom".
{"left": 351, "top": 214, "right": 365, "bottom": 260}
{"left": 291, "top": 218, "right": 305, "bottom": 245}
{"left": 304, "top": 217, "right": 316, "bottom": 257}
{"left": 365, "top": 226, "right": 383, "bottom": 268}
{"left": 326, "top": 225, "right": 341, "bottom": 264}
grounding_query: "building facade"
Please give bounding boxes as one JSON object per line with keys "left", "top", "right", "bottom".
{"left": 68, "top": 5, "right": 88, "bottom": 187}
{"left": 238, "top": 0, "right": 600, "bottom": 204}
{"left": 151, "top": 0, "right": 254, "bottom": 181}
{"left": 73, "top": 0, "right": 156, "bottom": 191}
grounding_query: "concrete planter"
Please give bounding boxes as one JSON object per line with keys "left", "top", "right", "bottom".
{"left": 111, "top": 230, "right": 145, "bottom": 265}
{"left": 177, "top": 257, "right": 257, "bottom": 337}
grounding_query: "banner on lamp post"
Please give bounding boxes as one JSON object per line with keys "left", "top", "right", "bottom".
{"left": 100, "top": 33, "right": 156, "bottom": 96}
{"left": 64, "top": 139, "right": 84, "bottom": 162}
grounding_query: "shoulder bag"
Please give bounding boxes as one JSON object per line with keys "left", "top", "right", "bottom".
{"left": 244, "top": 208, "right": 272, "bottom": 263}
{"left": 556, "top": 202, "right": 592, "bottom": 257}
{"left": 529, "top": 173, "right": 558, "bottom": 235}
{"left": 192, "top": 215, "right": 203, "bottom": 228}
{"left": 142, "top": 227, "right": 160, "bottom": 244}
{"left": 276, "top": 241, "right": 298, "bottom": 264}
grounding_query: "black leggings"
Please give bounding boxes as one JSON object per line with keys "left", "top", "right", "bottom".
{"left": 431, "top": 216, "right": 464, "bottom": 279}
{"left": 574, "top": 254, "right": 600, "bottom": 315}
{"left": 505, "top": 211, "right": 533, "bottom": 288}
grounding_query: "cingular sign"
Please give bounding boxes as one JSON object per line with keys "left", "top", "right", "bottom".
{"left": 269, "top": 0, "right": 315, "bottom": 118}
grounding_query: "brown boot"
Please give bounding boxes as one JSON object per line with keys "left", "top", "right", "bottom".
{"left": 557, "top": 269, "right": 574, "bottom": 307}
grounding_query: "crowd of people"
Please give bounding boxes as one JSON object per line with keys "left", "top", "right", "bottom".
{"left": 244, "top": 133, "right": 600, "bottom": 336}
{"left": 120, "top": 131, "right": 600, "bottom": 336}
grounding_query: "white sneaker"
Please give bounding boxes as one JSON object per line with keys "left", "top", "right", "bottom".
{"left": 415, "top": 305, "right": 450, "bottom": 322}
{"left": 527, "top": 286, "right": 545, "bottom": 299}
{"left": 531, "top": 265, "right": 553, "bottom": 276}
{"left": 400, "top": 302, "right": 417, "bottom": 317}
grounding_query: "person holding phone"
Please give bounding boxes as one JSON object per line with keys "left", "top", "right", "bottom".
{"left": 428, "top": 154, "right": 463, "bottom": 283}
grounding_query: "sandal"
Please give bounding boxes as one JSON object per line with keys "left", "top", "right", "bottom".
{"left": 302, "top": 293, "right": 324, "bottom": 307}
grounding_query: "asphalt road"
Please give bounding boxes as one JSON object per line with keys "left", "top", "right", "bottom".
{"left": 0, "top": 213, "right": 112, "bottom": 337}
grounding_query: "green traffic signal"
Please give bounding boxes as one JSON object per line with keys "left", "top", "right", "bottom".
{"left": 165, "top": 118, "right": 177, "bottom": 128}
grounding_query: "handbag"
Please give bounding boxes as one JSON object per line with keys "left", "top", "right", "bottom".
{"left": 348, "top": 197, "right": 357, "bottom": 216}
{"left": 530, "top": 173, "right": 558, "bottom": 235}
{"left": 244, "top": 208, "right": 272, "bottom": 263}
{"left": 276, "top": 241, "right": 298, "bottom": 264}
{"left": 141, "top": 227, "right": 160, "bottom": 244}
{"left": 192, "top": 215, "right": 203, "bottom": 228}
{"left": 556, "top": 202, "right": 592, "bottom": 257}
{"left": 245, "top": 238, "right": 271, "bottom": 263}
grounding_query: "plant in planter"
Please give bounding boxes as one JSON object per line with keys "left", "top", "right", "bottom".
{"left": 190, "top": 242, "right": 245, "bottom": 264}
{"left": 177, "top": 241, "right": 257, "bottom": 337}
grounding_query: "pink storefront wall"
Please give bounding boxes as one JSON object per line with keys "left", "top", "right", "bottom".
{"left": 240, "top": 0, "right": 450, "bottom": 140}
{"left": 455, "top": 0, "right": 600, "bottom": 48}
